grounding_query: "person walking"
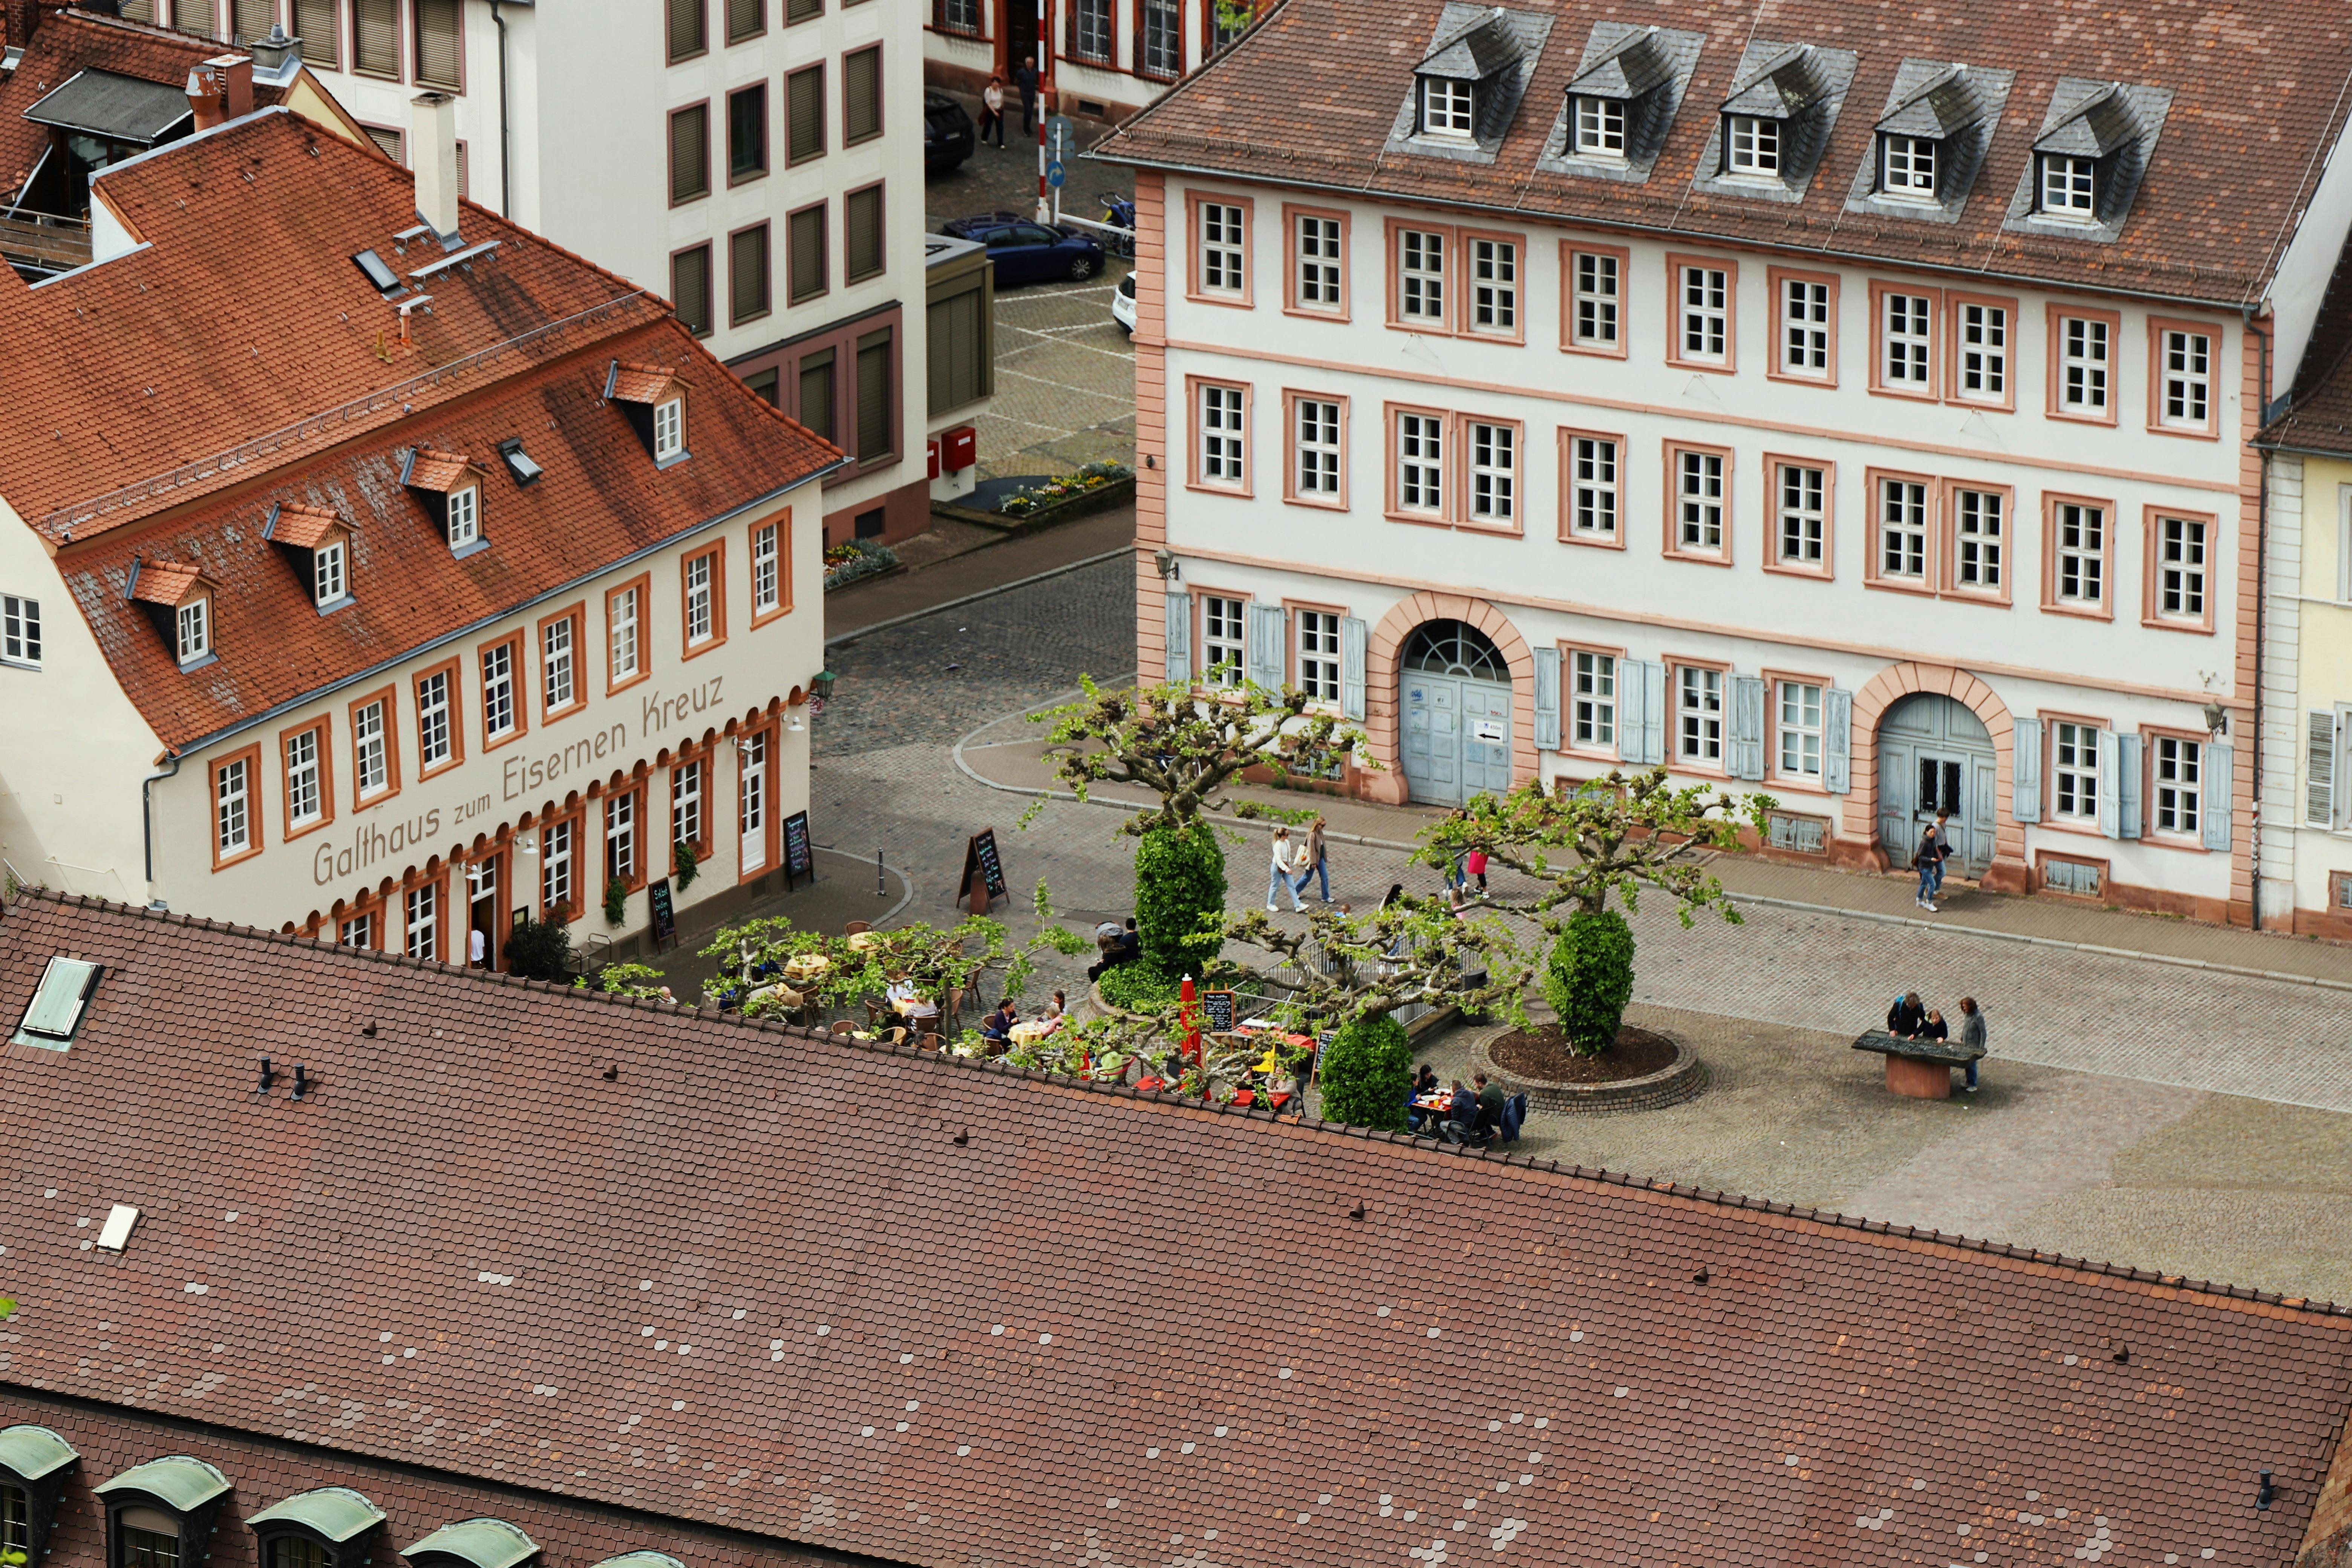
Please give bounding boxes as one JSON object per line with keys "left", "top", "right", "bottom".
{"left": 1293, "top": 815, "right": 1331, "bottom": 903}
{"left": 1913, "top": 813, "right": 1948, "bottom": 913}
{"left": 1464, "top": 846, "right": 1489, "bottom": 896}
{"left": 1955, "top": 996, "right": 1987, "bottom": 1093}
{"left": 1014, "top": 54, "right": 1040, "bottom": 135}
{"left": 1266, "top": 827, "right": 1304, "bottom": 912}
{"left": 979, "top": 74, "right": 1006, "bottom": 149}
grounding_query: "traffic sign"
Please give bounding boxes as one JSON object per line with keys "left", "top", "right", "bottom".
{"left": 1045, "top": 113, "right": 1076, "bottom": 160}
{"left": 1046, "top": 159, "right": 1066, "bottom": 189}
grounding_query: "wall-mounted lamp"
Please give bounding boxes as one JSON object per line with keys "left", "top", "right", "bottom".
{"left": 786, "top": 715, "right": 805, "bottom": 733}
{"left": 2202, "top": 700, "right": 2228, "bottom": 737}
{"left": 1153, "top": 547, "right": 1179, "bottom": 581}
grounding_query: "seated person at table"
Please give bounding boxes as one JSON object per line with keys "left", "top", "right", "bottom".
{"left": 1413, "top": 1064, "right": 1439, "bottom": 1097}
{"left": 1439, "top": 1079, "right": 1481, "bottom": 1144}
{"left": 980, "top": 1000, "right": 1018, "bottom": 1042}
{"left": 1474, "top": 1072, "right": 1506, "bottom": 1131}
{"left": 1040, "top": 990, "right": 1067, "bottom": 1021}
{"left": 887, "top": 975, "right": 940, "bottom": 1023}
{"left": 1886, "top": 992, "right": 1926, "bottom": 1039}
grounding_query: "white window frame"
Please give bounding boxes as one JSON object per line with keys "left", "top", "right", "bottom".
{"left": 672, "top": 757, "right": 704, "bottom": 848}
{"left": 1678, "top": 264, "right": 1727, "bottom": 362}
{"left": 1571, "top": 251, "right": 1619, "bottom": 348}
{"left": 1725, "top": 115, "right": 1779, "bottom": 175}
{"left": 606, "top": 788, "right": 638, "bottom": 885}
{"left": 1880, "top": 134, "right": 1937, "bottom": 198}
{"left": 1296, "top": 213, "right": 1342, "bottom": 309}
{"left": 1777, "top": 680, "right": 1824, "bottom": 779}
{"left": 1420, "top": 76, "right": 1475, "bottom": 139}
{"left": 1952, "top": 488, "right": 2003, "bottom": 590}
{"left": 1776, "top": 463, "right": 1825, "bottom": 566}
{"left": 405, "top": 879, "right": 438, "bottom": 960}
{"left": 1676, "top": 665, "right": 1724, "bottom": 764}
{"left": 215, "top": 755, "right": 251, "bottom": 856}
{"left": 611, "top": 586, "right": 641, "bottom": 681}
{"left": 446, "top": 485, "right": 480, "bottom": 549}
{"left": 1781, "top": 277, "right": 1829, "bottom": 376}
{"left": 543, "top": 615, "right": 575, "bottom": 710}
{"left": 751, "top": 522, "right": 781, "bottom": 615}
{"left": 541, "top": 818, "right": 574, "bottom": 913}
{"left": 1675, "top": 449, "right": 1724, "bottom": 554}
{"left": 1294, "top": 398, "right": 1342, "bottom": 496}
{"left": 1399, "top": 229, "right": 1446, "bottom": 324}
{"left": 1877, "top": 478, "right": 1929, "bottom": 581}
{"left": 1200, "top": 202, "right": 1246, "bottom": 294}
{"left": 1467, "top": 237, "right": 1516, "bottom": 334}
{"left": 1955, "top": 302, "right": 2008, "bottom": 401}
{"left": 2059, "top": 316, "right": 2110, "bottom": 413}
{"left": 1071, "top": 0, "right": 1111, "bottom": 61}
{"left": 653, "top": 398, "right": 686, "bottom": 461}
{"left": 1198, "top": 383, "right": 1246, "bottom": 485}
{"left": 1466, "top": 421, "right": 1514, "bottom": 525}
{"left": 481, "top": 641, "right": 516, "bottom": 741}
{"left": 1396, "top": 412, "right": 1444, "bottom": 515}
{"left": 286, "top": 726, "right": 323, "bottom": 828}
{"left": 417, "top": 669, "right": 453, "bottom": 768}
{"left": 2161, "top": 329, "right": 2211, "bottom": 430}
{"left": 1568, "top": 436, "right": 1617, "bottom": 539}
{"left": 1138, "top": 0, "right": 1178, "bottom": 75}
{"left": 2051, "top": 721, "right": 2101, "bottom": 822}
{"left": 2157, "top": 514, "right": 2207, "bottom": 620}
{"left": 313, "top": 539, "right": 347, "bottom": 607}
{"left": 1571, "top": 649, "right": 1615, "bottom": 750}
{"left": 1, "top": 593, "right": 40, "bottom": 668}
{"left": 354, "top": 698, "right": 390, "bottom": 799}
{"left": 1297, "top": 611, "right": 1341, "bottom": 704}
{"left": 2151, "top": 735, "right": 2202, "bottom": 838}
{"left": 176, "top": 596, "right": 211, "bottom": 665}
{"left": 2040, "top": 153, "right": 2096, "bottom": 216}
{"left": 339, "top": 911, "right": 375, "bottom": 948}
{"left": 1883, "top": 292, "right": 1933, "bottom": 387}
{"left": 1201, "top": 594, "right": 1245, "bottom": 687}
{"left": 685, "top": 552, "right": 716, "bottom": 645}
{"left": 1574, "top": 96, "right": 1625, "bottom": 157}
{"left": 2054, "top": 501, "right": 2106, "bottom": 606}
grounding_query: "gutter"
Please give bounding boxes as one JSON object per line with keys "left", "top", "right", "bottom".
{"left": 140, "top": 750, "right": 181, "bottom": 908}
{"left": 2246, "top": 307, "right": 2274, "bottom": 931}
{"left": 490, "top": 0, "right": 511, "bottom": 217}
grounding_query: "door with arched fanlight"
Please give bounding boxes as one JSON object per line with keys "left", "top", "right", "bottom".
{"left": 1399, "top": 620, "right": 1512, "bottom": 806}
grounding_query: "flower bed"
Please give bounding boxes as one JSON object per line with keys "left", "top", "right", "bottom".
{"left": 822, "top": 539, "right": 900, "bottom": 591}
{"left": 998, "top": 461, "right": 1132, "bottom": 517}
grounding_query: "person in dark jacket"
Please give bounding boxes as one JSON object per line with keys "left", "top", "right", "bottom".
{"left": 1919, "top": 1008, "right": 1950, "bottom": 1043}
{"left": 1887, "top": 992, "right": 1926, "bottom": 1038}
{"left": 1014, "top": 56, "right": 1040, "bottom": 133}
{"left": 1439, "top": 1079, "right": 1481, "bottom": 1144}
{"left": 1474, "top": 1072, "right": 1506, "bottom": 1129}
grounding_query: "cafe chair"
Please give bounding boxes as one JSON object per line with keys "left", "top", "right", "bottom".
{"left": 844, "top": 920, "right": 873, "bottom": 936}
{"left": 863, "top": 994, "right": 889, "bottom": 1030}
{"left": 829, "top": 1020, "right": 857, "bottom": 1036}
{"left": 882, "top": 1026, "right": 909, "bottom": 1046}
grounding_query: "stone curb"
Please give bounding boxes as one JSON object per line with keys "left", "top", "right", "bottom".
{"left": 1472, "top": 1026, "right": 1709, "bottom": 1115}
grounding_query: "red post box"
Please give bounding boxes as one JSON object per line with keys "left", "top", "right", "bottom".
{"left": 943, "top": 424, "right": 978, "bottom": 471}
{"left": 926, "top": 438, "right": 941, "bottom": 480}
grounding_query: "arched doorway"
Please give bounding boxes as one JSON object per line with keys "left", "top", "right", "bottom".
{"left": 1400, "top": 619, "right": 1512, "bottom": 805}
{"left": 1876, "top": 693, "right": 1997, "bottom": 873}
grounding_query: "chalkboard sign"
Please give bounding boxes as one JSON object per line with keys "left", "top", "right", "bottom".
{"left": 781, "top": 810, "right": 813, "bottom": 888}
{"left": 959, "top": 828, "right": 1008, "bottom": 905}
{"left": 647, "top": 878, "right": 677, "bottom": 949}
{"left": 1199, "top": 988, "right": 1236, "bottom": 1034}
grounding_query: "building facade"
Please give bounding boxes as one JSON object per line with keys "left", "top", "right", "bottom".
{"left": 1101, "top": 0, "right": 2352, "bottom": 924}
{"left": 923, "top": 0, "right": 1255, "bottom": 125}
{"left": 0, "top": 104, "right": 836, "bottom": 959}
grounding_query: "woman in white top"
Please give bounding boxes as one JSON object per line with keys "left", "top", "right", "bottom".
{"left": 1266, "top": 828, "right": 1304, "bottom": 913}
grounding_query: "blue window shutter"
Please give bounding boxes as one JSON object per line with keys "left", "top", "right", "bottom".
{"left": 2116, "top": 734, "right": 2142, "bottom": 840}
{"left": 1729, "top": 675, "right": 1766, "bottom": 781}
{"left": 1339, "top": 616, "right": 1367, "bottom": 721}
{"left": 1246, "top": 603, "right": 1288, "bottom": 689}
{"left": 2202, "top": 741, "right": 2233, "bottom": 851}
{"left": 1641, "top": 661, "right": 1667, "bottom": 766}
{"left": 1164, "top": 592, "right": 1191, "bottom": 684}
{"left": 1532, "top": 646, "right": 1561, "bottom": 751}
{"left": 1823, "top": 688, "right": 1852, "bottom": 794}
{"left": 2011, "top": 717, "right": 2042, "bottom": 823}
{"left": 1617, "top": 661, "right": 1649, "bottom": 766}
{"left": 2096, "top": 729, "right": 2121, "bottom": 838}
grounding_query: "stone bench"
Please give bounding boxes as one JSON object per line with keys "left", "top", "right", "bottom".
{"left": 1852, "top": 1030, "right": 1985, "bottom": 1100}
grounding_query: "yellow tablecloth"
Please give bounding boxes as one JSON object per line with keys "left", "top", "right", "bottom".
{"left": 845, "top": 931, "right": 882, "bottom": 952}
{"left": 1009, "top": 1020, "right": 1060, "bottom": 1045}
{"left": 783, "top": 954, "right": 832, "bottom": 983}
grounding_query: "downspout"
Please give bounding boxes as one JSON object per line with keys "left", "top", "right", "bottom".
{"left": 141, "top": 750, "right": 181, "bottom": 910}
{"left": 2245, "top": 305, "right": 2272, "bottom": 931}
{"left": 490, "top": 0, "right": 511, "bottom": 217}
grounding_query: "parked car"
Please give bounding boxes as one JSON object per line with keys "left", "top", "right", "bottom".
{"left": 1112, "top": 271, "right": 1136, "bottom": 333}
{"left": 939, "top": 212, "right": 1106, "bottom": 286}
{"left": 925, "top": 91, "right": 975, "bottom": 172}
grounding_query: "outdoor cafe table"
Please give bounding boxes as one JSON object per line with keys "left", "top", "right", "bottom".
{"left": 782, "top": 954, "right": 832, "bottom": 985}
{"left": 1008, "top": 1018, "right": 1061, "bottom": 1046}
{"left": 845, "top": 932, "right": 882, "bottom": 953}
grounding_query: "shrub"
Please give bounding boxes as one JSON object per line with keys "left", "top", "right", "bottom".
{"left": 674, "top": 839, "right": 699, "bottom": 892}
{"left": 1132, "top": 820, "right": 1225, "bottom": 982}
{"left": 1543, "top": 907, "right": 1635, "bottom": 1057}
{"left": 1096, "top": 962, "right": 1179, "bottom": 1013}
{"left": 1317, "top": 1012, "right": 1413, "bottom": 1131}
{"left": 505, "top": 913, "right": 575, "bottom": 982}
{"left": 603, "top": 876, "right": 629, "bottom": 926}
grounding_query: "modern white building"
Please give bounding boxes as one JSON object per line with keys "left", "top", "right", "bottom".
{"left": 923, "top": 0, "right": 1254, "bottom": 126}
{"left": 0, "top": 103, "right": 838, "bottom": 961}
{"left": 1100, "top": 0, "right": 2352, "bottom": 925}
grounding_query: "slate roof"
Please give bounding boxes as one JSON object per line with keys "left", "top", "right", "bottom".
{"left": 1, "top": 890, "right": 2347, "bottom": 1568}
{"left": 21, "top": 67, "right": 194, "bottom": 142}
{"left": 1096, "top": 0, "right": 2352, "bottom": 305}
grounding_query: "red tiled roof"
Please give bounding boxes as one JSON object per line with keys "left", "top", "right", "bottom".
{"left": 124, "top": 559, "right": 200, "bottom": 606}
{"left": 263, "top": 501, "right": 342, "bottom": 548}
{"left": 1098, "top": 0, "right": 2352, "bottom": 306}
{"left": 0, "top": 110, "right": 680, "bottom": 541}
{"left": 1, "top": 891, "right": 2346, "bottom": 1568}
{"left": 608, "top": 362, "right": 680, "bottom": 404}
{"left": 404, "top": 447, "right": 478, "bottom": 492}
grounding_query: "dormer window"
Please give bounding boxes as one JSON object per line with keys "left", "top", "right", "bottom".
{"left": 401, "top": 448, "right": 490, "bottom": 556}
{"left": 95, "top": 1456, "right": 230, "bottom": 1568}
{"left": 247, "top": 1485, "right": 386, "bottom": 1568}
{"left": 606, "top": 362, "right": 692, "bottom": 467}
{"left": 176, "top": 599, "right": 210, "bottom": 664}
{"left": 1849, "top": 61, "right": 2011, "bottom": 220}
{"left": 653, "top": 398, "right": 685, "bottom": 462}
{"left": 264, "top": 503, "right": 356, "bottom": 613}
{"left": 1724, "top": 115, "right": 1778, "bottom": 175}
{"left": 0, "top": 1424, "right": 78, "bottom": 1554}
{"left": 2040, "top": 153, "right": 2096, "bottom": 216}
{"left": 1880, "top": 133, "right": 1936, "bottom": 196}
{"left": 1573, "top": 96, "right": 1624, "bottom": 156}
{"left": 1421, "top": 76, "right": 1475, "bottom": 138}
{"left": 128, "top": 561, "right": 217, "bottom": 670}
{"left": 1393, "top": 7, "right": 1529, "bottom": 159}
{"left": 447, "top": 485, "right": 481, "bottom": 548}
{"left": 313, "top": 541, "right": 346, "bottom": 606}
{"left": 2008, "top": 79, "right": 2168, "bottom": 238}
{"left": 1695, "top": 40, "right": 1855, "bottom": 201}
{"left": 1545, "top": 23, "right": 1699, "bottom": 183}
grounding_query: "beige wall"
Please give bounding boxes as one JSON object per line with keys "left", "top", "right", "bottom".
{"left": 2288, "top": 455, "right": 2352, "bottom": 921}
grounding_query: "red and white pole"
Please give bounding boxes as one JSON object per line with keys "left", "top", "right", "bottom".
{"left": 1181, "top": 973, "right": 1199, "bottom": 1070}
{"left": 1033, "top": 0, "right": 1050, "bottom": 220}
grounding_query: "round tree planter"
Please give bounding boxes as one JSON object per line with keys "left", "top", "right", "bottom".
{"left": 1471, "top": 1026, "right": 1707, "bottom": 1115}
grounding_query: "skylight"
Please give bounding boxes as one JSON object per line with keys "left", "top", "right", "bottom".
{"left": 11, "top": 956, "right": 101, "bottom": 1049}
{"left": 352, "top": 250, "right": 400, "bottom": 291}
{"left": 498, "top": 439, "right": 542, "bottom": 485}
{"left": 95, "top": 1204, "right": 139, "bottom": 1253}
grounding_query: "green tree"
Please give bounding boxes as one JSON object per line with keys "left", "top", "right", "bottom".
{"left": 1316, "top": 1013, "right": 1413, "bottom": 1130}
{"left": 1543, "top": 909, "right": 1635, "bottom": 1055}
{"left": 1130, "top": 819, "right": 1226, "bottom": 981}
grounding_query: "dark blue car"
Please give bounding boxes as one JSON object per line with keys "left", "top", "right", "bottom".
{"left": 940, "top": 212, "right": 1104, "bottom": 286}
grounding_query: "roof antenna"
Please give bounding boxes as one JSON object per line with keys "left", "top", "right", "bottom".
{"left": 290, "top": 1064, "right": 310, "bottom": 1102}
{"left": 254, "top": 1057, "right": 275, "bottom": 1096}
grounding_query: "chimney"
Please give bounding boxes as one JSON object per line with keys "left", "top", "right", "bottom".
{"left": 188, "top": 54, "right": 253, "bottom": 129}
{"left": 410, "top": 90, "right": 460, "bottom": 244}
{"left": 249, "top": 22, "right": 302, "bottom": 86}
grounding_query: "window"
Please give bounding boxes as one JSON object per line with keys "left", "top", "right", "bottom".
{"left": 1208, "top": 0, "right": 1246, "bottom": 51}
{"left": 606, "top": 790, "right": 639, "bottom": 886}
{"left": 1674, "top": 449, "right": 1724, "bottom": 554}
{"left": 655, "top": 397, "right": 684, "bottom": 461}
{"left": 1199, "top": 201, "right": 1245, "bottom": 295}
{"left": 752, "top": 521, "right": 782, "bottom": 616}
{"left": 1197, "top": 383, "right": 1246, "bottom": 485}
{"left": 2040, "top": 153, "right": 2095, "bottom": 216}
{"left": 739, "top": 727, "right": 769, "bottom": 871}
{"left": 1295, "top": 213, "right": 1343, "bottom": 309}
{"left": 1571, "top": 650, "right": 1615, "bottom": 748}
{"left": 1293, "top": 397, "right": 1342, "bottom": 498}
{"left": 2159, "top": 328, "right": 2211, "bottom": 430}
{"left": 1072, "top": 0, "right": 1111, "bottom": 61}
{"left": 730, "top": 223, "right": 771, "bottom": 323}
{"left": 845, "top": 185, "right": 884, "bottom": 282}
{"left": 671, "top": 243, "right": 712, "bottom": 336}
{"left": 2152, "top": 736, "right": 2202, "bottom": 836}
{"left": 542, "top": 818, "right": 574, "bottom": 913}
{"left": 1880, "top": 134, "right": 1936, "bottom": 197}
{"left": 312, "top": 539, "right": 348, "bottom": 607}
{"left": 1567, "top": 436, "right": 1617, "bottom": 539}
{"left": 1421, "top": 77, "right": 1474, "bottom": 138}
{"left": 1780, "top": 277, "right": 1830, "bottom": 376}
{"left": 1201, "top": 595, "right": 1244, "bottom": 686}
{"left": 216, "top": 755, "right": 253, "bottom": 857}
{"left": 2058, "top": 315, "right": 2110, "bottom": 414}
{"left": 1677, "top": 263, "right": 1728, "bottom": 362}
{"left": 1882, "top": 291, "right": 1933, "bottom": 387}
{"left": 1952, "top": 488, "right": 2003, "bottom": 591}
{"left": 728, "top": 84, "right": 767, "bottom": 181}
{"left": 1955, "top": 300, "right": 2008, "bottom": 402}
{"left": 416, "top": 668, "right": 454, "bottom": 767}
{"left": 296, "top": 0, "right": 341, "bottom": 68}
{"left": 1571, "top": 250, "right": 1620, "bottom": 349}
{"left": 1778, "top": 681, "right": 1824, "bottom": 779}
{"left": 684, "top": 551, "right": 717, "bottom": 646}
{"left": 361, "top": 124, "right": 403, "bottom": 164}
{"left": 1776, "top": 463, "right": 1825, "bottom": 566}
{"left": 2052, "top": 721, "right": 2099, "bottom": 821}
{"left": 786, "top": 65, "right": 824, "bottom": 164}
{"left": 928, "top": 271, "right": 990, "bottom": 415}
{"left": 339, "top": 911, "right": 375, "bottom": 948}
{"left": 1677, "top": 666, "right": 1724, "bottom": 763}
{"left": 2155, "top": 514, "right": 2207, "bottom": 621}
{"left": 1468, "top": 237, "right": 1516, "bottom": 334}
{"left": 1466, "top": 421, "right": 1514, "bottom": 525}
{"left": 176, "top": 597, "right": 210, "bottom": 665}
{"left": 1575, "top": 96, "right": 1625, "bottom": 156}
{"left": 414, "top": 0, "right": 460, "bottom": 88}
{"left": 405, "top": 879, "right": 438, "bottom": 960}
{"left": 1139, "top": 0, "right": 1178, "bottom": 77}
{"left": 672, "top": 758, "right": 705, "bottom": 848}
{"left": 797, "top": 349, "right": 834, "bottom": 441}
{"left": 534, "top": 614, "right": 575, "bottom": 714}
{"left": 354, "top": 0, "right": 396, "bottom": 74}
{"left": 784, "top": 0, "right": 819, "bottom": 20}
{"left": 481, "top": 641, "right": 517, "bottom": 740}
{"left": 1396, "top": 412, "right": 1443, "bottom": 515}
{"left": 286, "top": 726, "right": 324, "bottom": 829}
{"left": 669, "top": 103, "right": 710, "bottom": 202}
{"left": 667, "top": 0, "right": 705, "bottom": 59}
{"left": 1399, "top": 230, "right": 1445, "bottom": 325}
{"left": 353, "top": 697, "right": 390, "bottom": 799}
{"left": 787, "top": 204, "right": 826, "bottom": 302}
{"left": 1297, "top": 611, "right": 1341, "bottom": 703}
{"left": 2053, "top": 501, "right": 2106, "bottom": 608}
{"left": 855, "top": 327, "right": 893, "bottom": 462}
{"left": 938, "top": 0, "right": 977, "bottom": 31}
{"left": 118, "top": 1511, "right": 180, "bottom": 1568}
{"left": 726, "top": 0, "right": 761, "bottom": 41}
{"left": 447, "top": 485, "right": 479, "bottom": 548}
{"left": 1725, "top": 115, "right": 1778, "bottom": 174}
{"left": 844, "top": 46, "right": 882, "bottom": 144}
{"left": 1876, "top": 477, "right": 1929, "bottom": 582}
{"left": 3, "top": 594, "right": 42, "bottom": 667}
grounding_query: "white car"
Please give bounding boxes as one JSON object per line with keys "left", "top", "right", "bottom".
{"left": 1112, "top": 271, "right": 1136, "bottom": 333}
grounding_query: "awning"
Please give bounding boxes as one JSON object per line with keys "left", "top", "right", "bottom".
{"left": 246, "top": 1488, "right": 386, "bottom": 1544}
{"left": 94, "top": 1456, "right": 230, "bottom": 1510}
{"left": 400, "top": 1519, "right": 538, "bottom": 1568}
{"left": 0, "top": 1425, "right": 78, "bottom": 1481}
{"left": 23, "top": 69, "right": 193, "bottom": 144}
